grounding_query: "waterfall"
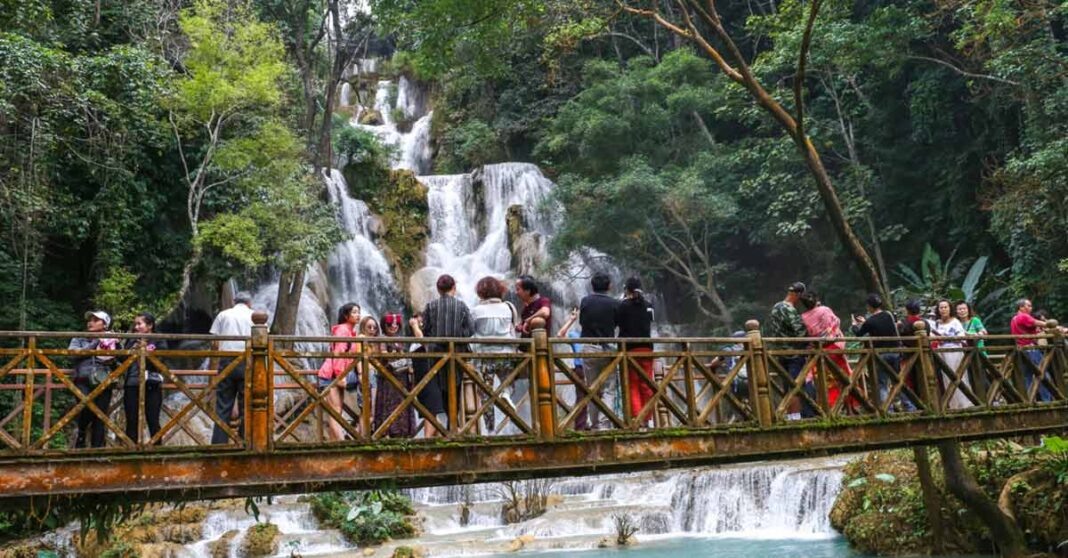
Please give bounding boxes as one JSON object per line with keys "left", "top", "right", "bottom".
{"left": 410, "top": 162, "right": 618, "bottom": 324}
{"left": 407, "top": 458, "right": 846, "bottom": 542}
{"left": 323, "top": 168, "right": 401, "bottom": 318}
{"left": 356, "top": 77, "right": 433, "bottom": 175}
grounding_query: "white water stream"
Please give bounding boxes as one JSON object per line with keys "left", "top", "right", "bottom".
{"left": 162, "top": 458, "right": 845, "bottom": 557}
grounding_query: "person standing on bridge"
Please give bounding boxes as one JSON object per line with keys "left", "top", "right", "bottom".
{"left": 933, "top": 299, "right": 972, "bottom": 409}
{"left": 69, "top": 310, "right": 118, "bottom": 448}
{"left": 318, "top": 302, "right": 360, "bottom": 441}
{"left": 515, "top": 275, "right": 552, "bottom": 336}
{"left": 122, "top": 312, "right": 167, "bottom": 444}
{"left": 798, "top": 291, "right": 849, "bottom": 411}
{"left": 616, "top": 277, "right": 656, "bottom": 427}
{"left": 209, "top": 292, "right": 254, "bottom": 445}
{"left": 767, "top": 282, "right": 814, "bottom": 419}
{"left": 851, "top": 294, "right": 914, "bottom": 412}
{"left": 422, "top": 274, "right": 474, "bottom": 430}
{"left": 1010, "top": 298, "right": 1052, "bottom": 402}
{"left": 471, "top": 276, "right": 520, "bottom": 434}
{"left": 577, "top": 272, "right": 620, "bottom": 431}
{"left": 374, "top": 313, "right": 415, "bottom": 438}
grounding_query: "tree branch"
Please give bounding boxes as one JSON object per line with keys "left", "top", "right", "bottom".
{"left": 906, "top": 55, "right": 1020, "bottom": 86}
{"left": 794, "top": 0, "right": 822, "bottom": 138}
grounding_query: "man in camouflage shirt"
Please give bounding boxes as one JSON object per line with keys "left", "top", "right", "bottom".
{"left": 766, "top": 282, "right": 814, "bottom": 419}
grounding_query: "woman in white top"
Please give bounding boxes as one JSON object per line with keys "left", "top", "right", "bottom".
{"left": 470, "top": 276, "right": 523, "bottom": 435}
{"left": 933, "top": 299, "right": 972, "bottom": 409}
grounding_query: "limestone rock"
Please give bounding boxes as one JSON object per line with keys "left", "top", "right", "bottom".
{"left": 208, "top": 530, "right": 239, "bottom": 558}
{"left": 140, "top": 542, "right": 186, "bottom": 558}
{"left": 238, "top": 523, "right": 280, "bottom": 558}
{"left": 159, "top": 523, "right": 201, "bottom": 544}
{"left": 391, "top": 546, "right": 425, "bottom": 558}
{"left": 0, "top": 541, "right": 58, "bottom": 558}
{"left": 408, "top": 268, "right": 440, "bottom": 312}
{"left": 507, "top": 534, "right": 535, "bottom": 552}
{"left": 358, "top": 108, "right": 383, "bottom": 126}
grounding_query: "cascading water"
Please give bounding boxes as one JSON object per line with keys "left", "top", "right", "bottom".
{"left": 399, "top": 458, "right": 848, "bottom": 557}
{"left": 322, "top": 168, "right": 401, "bottom": 318}
{"left": 355, "top": 77, "right": 433, "bottom": 175}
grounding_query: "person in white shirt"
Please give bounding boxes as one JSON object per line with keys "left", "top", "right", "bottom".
{"left": 209, "top": 292, "right": 255, "bottom": 444}
{"left": 471, "top": 276, "right": 521, "bottom": 434}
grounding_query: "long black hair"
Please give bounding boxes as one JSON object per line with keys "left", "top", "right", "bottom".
{"left": 336, "top": 302, "right": 360, "bottom": 324}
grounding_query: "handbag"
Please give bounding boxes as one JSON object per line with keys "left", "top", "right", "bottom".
{"left": 87, "top": 362, "right": 111, "bottom": 387}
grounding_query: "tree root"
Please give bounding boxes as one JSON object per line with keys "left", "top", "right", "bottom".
{"left": 997, "top": 467, "right": 1044, "bottom": 522}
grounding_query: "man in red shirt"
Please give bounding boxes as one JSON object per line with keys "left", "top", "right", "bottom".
{"left": 515, "top": 275, "right": 552, "bottom": 337}
{"left": 1010, "top": 298, "right": 1051, "bottom": 402}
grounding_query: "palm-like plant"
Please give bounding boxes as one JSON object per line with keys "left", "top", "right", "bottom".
{"left": 894, "top": 243, "right": 1009, "bottom": 322}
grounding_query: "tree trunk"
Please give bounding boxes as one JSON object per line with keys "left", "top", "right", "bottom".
{"left": 912, "top": 446, "right": 945, "bottom": 554}
{"left": 623, "top": 3, "right": 889, "bottom": 302}
{"left": 793, "top": 135, "right": 888, "bottom": 302}
{"left": 166, "top": 241, "right": 203, "bottom": 322}
{"left": 936, "top": 440, "right": 1028, "bottom": 557}
{"left": 271, "top": 267, "right": 306, "bottom": 335}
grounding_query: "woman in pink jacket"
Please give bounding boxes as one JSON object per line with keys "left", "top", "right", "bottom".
{"left": 319, "top": 303, "right": 360, "bottom": 441}
{"left": 799, "top": 292, "right": 852, "bottom": 411}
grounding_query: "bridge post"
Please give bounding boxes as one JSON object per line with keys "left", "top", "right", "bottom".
{"left": 913, "top": 321, "right": 942, "bottom": 415}
{"left": 1046, "top": 320, "right": 1065, "bottom": 397}
{"left": 249, "top": 311, "right": 272, "bottom": 452}
{"left": 530, "top": 318, "right": 556, "bottom": 440}
{"left": 745, "top": 320, "right": 774, "bottom": 427}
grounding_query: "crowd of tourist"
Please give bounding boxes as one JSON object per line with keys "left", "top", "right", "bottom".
{"left": 63, "top": 274, "right": 1064, "bottom": 447}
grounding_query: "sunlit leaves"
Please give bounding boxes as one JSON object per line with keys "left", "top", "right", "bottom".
{"left": 173, "top": 0, "right": 287, "bottom": 120}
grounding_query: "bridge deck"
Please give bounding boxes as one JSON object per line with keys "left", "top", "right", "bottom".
{"left": 0, "top": 317, "right": 1064, "bottom": 504}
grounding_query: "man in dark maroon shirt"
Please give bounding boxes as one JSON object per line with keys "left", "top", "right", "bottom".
{"left": 515, "top": 275, "right": 552, "bottom": 337}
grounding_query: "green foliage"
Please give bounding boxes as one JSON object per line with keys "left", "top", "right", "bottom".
{"left": 335, "top": 119, "right": 396, "bottom": 167}
{"left": 173, "top": 0, "right": 286, "bottom": 121}
{"left": 93, "top": 267, "right": 140, "bottom": 329}
{"left": 439, "top": 119, "right": 500, "bottom": 169}
{"left": 893, "top": 243, "right": 1011, "bottom": 323}
{"left": 371, "top": 0, "right": 546, "bottom": 78}
{"left": 835, "top": 442, "right": 1068, "bottom": 554}
{"left": 1036, "top": 436, "right": 1068, "bottom": 485}
{"left": 308, "top": 490, "right": 416, "bottom": 546}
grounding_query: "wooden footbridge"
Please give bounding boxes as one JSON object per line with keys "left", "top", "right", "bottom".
{"left": 0, "top": 314, "right": 1065, "bottom": 506}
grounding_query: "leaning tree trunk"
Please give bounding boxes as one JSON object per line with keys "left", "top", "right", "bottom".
{"left": 912, "top": 446, "right": 945, "bottom": 553}
{"left": 271, "top": 267, "right": 306, "bottom": 335}
{"left": 936, "top": 440, "right": 1027, "bottom": 557}
{"left": 622, "top": 2, "right": 890, "bottom": 303}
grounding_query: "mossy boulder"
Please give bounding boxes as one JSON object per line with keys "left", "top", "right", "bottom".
{"left": 832, "top": 443, "right": 1068, "bottom": 555}
{"left": 341, "top": 167, "right": 429, "bottom": 296}
{"left": 208, "top": 529, "right": 239, "bottom": 558}
{"left": 239, "top": 523, "right": 280, "bottom": 558}
{"left": 358, "top": 109, "right": 383, "bottom": 126}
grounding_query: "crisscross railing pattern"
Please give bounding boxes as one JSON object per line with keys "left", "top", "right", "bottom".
{"left": 0, "top": 316, "right": 1064, "bottom": 457}
{"left": 269, "top": 336, "right": 536, "bottom": 444}
{"left": 0, "top": 332, "right": 248, "bottom": 454}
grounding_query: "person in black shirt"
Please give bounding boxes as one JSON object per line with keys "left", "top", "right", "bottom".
{"left": 576, "top": 272, "right": 620, "bottom": 430}
{"left": 851, "top": 293, "right": 915, "bottom": 411}
{"left": 616, "top": 277, "right": 655, "bottom": 425}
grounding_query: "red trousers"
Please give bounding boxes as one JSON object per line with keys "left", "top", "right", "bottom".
{"left": 628, "top": 347, "right": 656, "bottom": 422}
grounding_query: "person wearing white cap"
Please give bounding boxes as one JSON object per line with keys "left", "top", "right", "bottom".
{"left": 68, "top": 310, "right": 118, "bottom": 448}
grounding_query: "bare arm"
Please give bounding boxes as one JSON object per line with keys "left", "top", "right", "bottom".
{"left": 556, "top": 308, "right": 579, "bottom": 337}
